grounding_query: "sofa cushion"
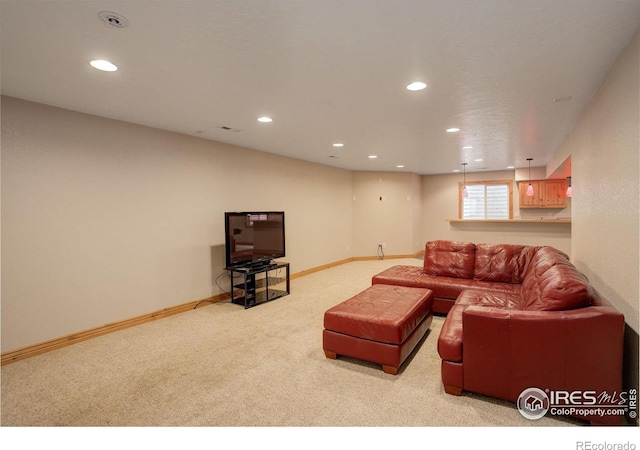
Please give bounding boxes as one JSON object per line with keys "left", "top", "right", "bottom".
{"left": 473, "top": 244, "right": 539, "bottom": 284}
{"left": 423, "top": 240, "right": 476, "bottom": 279}
{"left": 413, "top": 275, "right": 522, "bottom": 300}
{"left": 523, "top": 264, "right": 593, "bottom": 311}
{"left": 455, "top": 289, "right": 521, "bottom": 309}
{"left": 437, "top": 304, "right": 465, "bottom": 362}
{"left": 522, "top": 245, "right": 571, "bottom": 281}
{"left": 373, "top": 265, "right": 521, "bottom": 300}
{"left": 371, "top": 265, "right": 425, "bottom": 287}
{"left": 521, "top": 246, "right": 573, "bottom": 300}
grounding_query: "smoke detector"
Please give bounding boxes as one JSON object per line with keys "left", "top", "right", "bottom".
{"left": 98, "top": 11, "right": 129, "bottom": 29}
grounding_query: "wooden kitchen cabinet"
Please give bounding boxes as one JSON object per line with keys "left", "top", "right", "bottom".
{"left": 519, "top": 180, "right": 542, "bottom": 208}
{"left": 519, "top": 179, "right": 568, "bottom": 208}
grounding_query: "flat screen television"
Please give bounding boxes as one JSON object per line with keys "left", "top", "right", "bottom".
{"left": 224, "top": 211, "right": 285, "bottom": 268}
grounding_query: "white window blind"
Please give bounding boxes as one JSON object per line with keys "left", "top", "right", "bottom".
{"left": 462, "top": 183, "right": 510, "bottom": 219}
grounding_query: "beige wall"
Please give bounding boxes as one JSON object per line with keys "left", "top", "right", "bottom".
{"left": 421, "top": 170, "right": 572, "bottom": 255}
{"left": 558, "top": 31, "right": 639, "bottom": 333}
{"left": 1, "top": 96, "right": 353, "bottom": 351}
{"left": 411, "top": 173, "right": 423, "bottom": 254}
{"left": 2, "top": 27, "right": 637, "bottom": 361}
{"left": 351, "top": 171, "right": 423, "bottom": 256}
{"left": 0, "top": 98, "right": 425, "bottom": 352}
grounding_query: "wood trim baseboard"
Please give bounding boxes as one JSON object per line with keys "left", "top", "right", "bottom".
{"left": 1, "top": 293, "right": 229, "bottom": 366}
{"left": 289, "top": 257, "right": 354, "bottom": 280}
{"left": 352, "top": 251, "right": 424, "bottom": 261}
{"left": 1, "top": 252, "right": 424, "bottom": 365}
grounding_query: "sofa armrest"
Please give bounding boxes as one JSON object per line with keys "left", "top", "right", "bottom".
{"left": 461, "top": 305, "right": 624, "bottom": 405}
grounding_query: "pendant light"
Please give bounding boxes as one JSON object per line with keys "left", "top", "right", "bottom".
{"left": 526, "top": 158, "right": 534, "bottom": 196}
{"left": 566, "top": 177, "right": 572, "bottom": 197}
{"left": 461, "top": 162, "right": 469, "bottom": 198}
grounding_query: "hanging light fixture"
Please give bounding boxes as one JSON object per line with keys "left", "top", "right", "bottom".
{"left": 566, "top": 176, "right": 572, "bottom": 197}
{"left": 526, "top": 158, "right": 535, "bottom": 196}
{"left": 461, "top": 162, "right": 469, "bottom": 198}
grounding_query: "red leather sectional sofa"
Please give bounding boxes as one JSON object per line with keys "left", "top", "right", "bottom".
{"left": 372, "top": 240, "right": 625, "bottom": 425}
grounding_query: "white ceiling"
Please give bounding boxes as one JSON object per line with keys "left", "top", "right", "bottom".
{"left": 2, "top": 1, "right": 639, "bottom": 175}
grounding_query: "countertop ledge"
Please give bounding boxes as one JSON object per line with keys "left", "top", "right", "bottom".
{"left": 447, "top": 219, "right": 571, "bottom": 224}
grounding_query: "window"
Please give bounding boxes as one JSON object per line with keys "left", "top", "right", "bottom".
{"left": 459, "top": 180, "right": 513, "bottom": 219}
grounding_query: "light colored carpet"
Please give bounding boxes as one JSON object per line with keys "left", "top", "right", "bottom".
{"left": 2, "top": 258, "right": 582, "bottom": 427}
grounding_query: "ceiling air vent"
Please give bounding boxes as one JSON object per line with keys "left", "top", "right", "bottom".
{"left": 553, "top": 96, "right": 572, "bottom": 103}
{"left": 98, "top": 11, "right": 129, "bottom": 29}
{"left": 218, "top": 126, "right": 242, "bottom": 132}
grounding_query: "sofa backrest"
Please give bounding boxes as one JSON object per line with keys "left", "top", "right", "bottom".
{"left": 423, "top": 240, "right": 476, "bottom": 279}
{"left": 521, "top": 246, "right": 571, "bottom": 280}
{"left": 521, "top": 246, "right": 593, "bottom": 311}
{"left": 423, "top": 240, "right": 595, "bottom": 312}
{"left": 473, "top": 243, "right": 540, "bottom": 284}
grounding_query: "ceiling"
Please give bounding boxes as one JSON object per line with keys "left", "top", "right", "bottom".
{"left": 2, "top": 1, "right": 639, "bottom": 175}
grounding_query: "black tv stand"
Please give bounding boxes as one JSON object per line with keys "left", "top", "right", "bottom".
{"left": 226, "top": 262, "right": 290, "bottom": 308}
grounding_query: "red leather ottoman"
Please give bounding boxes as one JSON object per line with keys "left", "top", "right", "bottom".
{"left": 323, "top": 284, "right": 434, "bottom": 374}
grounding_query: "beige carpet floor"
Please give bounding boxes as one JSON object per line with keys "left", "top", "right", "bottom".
{"left": 2, "top": 258, "right": 585, "bottom": 428}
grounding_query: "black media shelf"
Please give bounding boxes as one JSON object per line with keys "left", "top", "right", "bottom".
{"left": 226, "top": 262, "right": 290, "bottom": 308}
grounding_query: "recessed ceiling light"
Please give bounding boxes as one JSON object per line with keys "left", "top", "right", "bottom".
{"left": 452, "top": 169, "right": 461, "bottom": 173}
{"left": 446, "top": 127, "right": 460, "bottom": 133}
{"left": 462, "top": 146, "right": 473, "bottom": 149}
{"left": 368, "top": 155, "right": 378, "bottom": 159}
{"left": 507, "top": 165, "right": 515, "bottom": 169}
{"left": 396, "top": 164, "right": 405, "bottom": 168}
{"left": 474, "top": 158, "right": 483, "bottom": 162}
{"left": 406, "top": 81, "right": 427, "bottom": 91}
{"left": 257, "top": 116, "right": 273, "bottom": 123}
{"left": 332, "top": 143, "right": 344, "bottom": 147}
{"left": 90, "top": 59, "right": 118, "bottom": 72}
